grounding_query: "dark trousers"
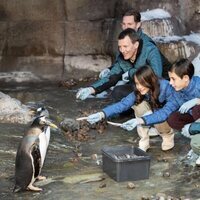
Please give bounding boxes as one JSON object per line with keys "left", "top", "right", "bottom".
{"left": 111, "top": 83, "right": 133, "bottom": 102}
{"left": 167, "top": 105, "right": 200, "bottom": 130}
{"left": 110, "top": 83, "right": 135, "bottom": 117}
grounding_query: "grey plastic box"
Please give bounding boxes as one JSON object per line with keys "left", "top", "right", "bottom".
{"left": 101, "top": 145, "right": 151, "bottom": 182}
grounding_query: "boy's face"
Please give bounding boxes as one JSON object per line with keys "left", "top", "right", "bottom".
{"left": 168, "top": 71, "right": 189, "bottom": 91}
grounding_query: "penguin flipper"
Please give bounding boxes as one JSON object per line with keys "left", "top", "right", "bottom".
{"left": 27, "top": 143, "right": 43, "bottom": 192}
{"left": 31, "top": 143, "right": 42, "bottom": 178}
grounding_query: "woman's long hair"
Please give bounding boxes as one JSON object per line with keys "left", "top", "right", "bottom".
{"left": 133, "top": 65, "right": 161, "bottom": 110}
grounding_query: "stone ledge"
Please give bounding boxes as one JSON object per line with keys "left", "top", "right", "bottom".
{"left": 0, "top": 56, "right": 63, "bottom": 82}
{"left": 64, "top": 55, "right": 112, "bottom": 79}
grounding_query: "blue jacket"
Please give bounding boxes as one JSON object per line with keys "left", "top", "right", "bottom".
{"left": 171, "top": 76, "right": 200, "bottom": 107}
{"left": 103, "top": 79, "right": 179, "bottom": 125}
{"left": 91, "top": 30, "right": 163, "bottom": 94}
{"left": 143, "top": 76, "right": 200, "bottom": 125}
{"left": 137, "top": 28, "right": 155, "bottom": 44}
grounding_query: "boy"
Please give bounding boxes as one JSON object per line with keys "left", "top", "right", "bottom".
{"left": 167, "top": 58, "right": 200, "bottom": 130}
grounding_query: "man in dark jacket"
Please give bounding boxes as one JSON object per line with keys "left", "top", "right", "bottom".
{"left": 76, "top": 10, "right": 170, "bottom": 101}
{"left": 99, "top": 9, "right": 170, "bottom": 80}
{"left": 76, "top": 28, "right": 164, "bottom": 101}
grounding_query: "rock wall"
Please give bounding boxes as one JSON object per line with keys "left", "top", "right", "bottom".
{"left": 0, "top": 0, "right": 199, "bottom": 83}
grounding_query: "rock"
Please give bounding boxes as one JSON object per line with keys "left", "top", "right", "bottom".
{"left": 141, "top": 196, "right": 150, "bottom": 200}
{"left": 162, "top": 171, "right": 170, "bottom": 177}
{"left": 91, "top": 154, "right": 98, "bottom": 160}
{"left": 156, "top": 192, "right": 167, "bottom": 200}
{"left": 127, "top": 182, "right": 135, "bottom": 189}
{"left": 60, "top": 118, "right": 80, "bottom": 132}
{"left": 0, "top": 92, "right": 33, "bottom": 124}
{"left": 99, "top": 182, "right": 106, "bottom": 188}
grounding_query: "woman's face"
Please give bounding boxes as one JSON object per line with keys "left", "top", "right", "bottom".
{"left": 134, "top": 76, "right": 150, "bottom": 95}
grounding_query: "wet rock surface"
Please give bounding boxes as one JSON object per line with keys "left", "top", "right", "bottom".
{"left": 0, "top": 84, "right": 199, "bottom": 200}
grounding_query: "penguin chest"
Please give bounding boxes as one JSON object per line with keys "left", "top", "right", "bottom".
{"left": 39, "top": 126, "right": 50, "bottom": 167}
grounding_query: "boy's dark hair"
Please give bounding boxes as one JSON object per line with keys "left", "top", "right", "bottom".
{"left": 169, "top": 58, "right": 194, "bottom": 79}
{"left": 123, "top": 9, "right": 141, "bottom": 22}
{"left": 118, "top": 28, "right": 140, "bottom": 43}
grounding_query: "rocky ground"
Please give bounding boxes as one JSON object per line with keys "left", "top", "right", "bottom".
{"left": 0, "top": 83, "right": 199, "bottom": 200}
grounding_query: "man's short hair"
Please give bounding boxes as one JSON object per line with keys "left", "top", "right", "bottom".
{"left": 169, "top": 58, "right": 194, "bottom": 79}
{"left": 123, "top": 9, "right": 141, "bottom": 23}
{"left": 118, "top": 28, "right": 140, "bottom": 43}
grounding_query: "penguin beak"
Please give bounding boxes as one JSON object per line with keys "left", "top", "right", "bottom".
{"left": 49, "top": 123, "right": 58, "bottom": 129}
{"left": 46, "top": 120, "right": 58, "bottom": 129}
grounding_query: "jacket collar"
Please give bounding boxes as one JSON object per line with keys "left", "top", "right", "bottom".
{"left": 179, "top": 77, "right": 195, "bottom": 93}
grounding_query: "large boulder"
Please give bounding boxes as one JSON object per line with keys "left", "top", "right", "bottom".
{"left": 0, "top": 92, "right": 33, "bottom": 124}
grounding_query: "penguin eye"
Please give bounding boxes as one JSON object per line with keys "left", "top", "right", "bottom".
{"left": 39, "top": 116, "right": 47, "bottom": 125}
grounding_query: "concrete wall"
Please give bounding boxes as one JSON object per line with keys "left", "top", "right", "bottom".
{"left": 0, "top": 0, "right": 199, "bottom": 83}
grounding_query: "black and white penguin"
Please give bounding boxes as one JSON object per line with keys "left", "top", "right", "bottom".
{"left": 13, "top": 115, "right": 58, "bottom": 192}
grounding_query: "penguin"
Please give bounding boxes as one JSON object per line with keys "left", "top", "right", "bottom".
{"left": 13, "top": 115, "right": 58, "bottom": 192}
{"left": 35, "top": 107, "right": 49, "bottom": 118}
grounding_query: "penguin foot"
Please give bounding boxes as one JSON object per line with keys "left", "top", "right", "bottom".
{"left": 36, "top": 175, "right": 46, "bottom": 181}
{"left": 27, "top": 184, "right": 43, "bottom": 192}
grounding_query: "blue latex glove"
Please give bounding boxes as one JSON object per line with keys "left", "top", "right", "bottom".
{"left": 99, "top": 68, "right": 111, "bottom": 79}
{"left": 87, "top": 112, "right": 105, "bottom": 124}
{"left": 120, "top": 118, "right": 140, "bottom": 131}
{"left": 122, "top": 71, "right": 129, "bottom": 82}
{"left": 76, "top": 87, "right": 93, "bottom": 100}
{"left": 179, "top": 98, "right": 199, "bottom": 113}
{"left": 181, "top": 123, "right": 191, "bottom": 138}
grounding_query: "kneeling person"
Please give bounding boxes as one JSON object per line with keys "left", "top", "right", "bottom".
{"left": 86, "top": 65, "right": 179, "bottom": 151}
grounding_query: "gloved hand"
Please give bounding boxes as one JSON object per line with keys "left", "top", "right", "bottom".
{"left": 122, "top": 71, "right": 129, "bottom": 82}
{"left": 181, "top": 123, "right": 191, "bottom": 138}
{"left": 87, "top": 112, "right": 105, "bottom": 124}
{"left": 179, "top": 98, "right": 199, "bottom": 113}
{"left": 76, "top": 87, "right": 94, "bottom": 100}
{"left": 99, "top": 68, "right": 111, "bottom": 79}
{"left": 120, "top": 118, "right": 140, "bottom": 131}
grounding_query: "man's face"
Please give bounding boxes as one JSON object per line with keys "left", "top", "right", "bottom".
{"left": 121, "top": 16, "right": 141, "bottom": 31}
{"left": 168, "top": 71, "right": 189, "bottom": 91}
{"left": 118, "top": 36, "right": 139, "bottom": 60}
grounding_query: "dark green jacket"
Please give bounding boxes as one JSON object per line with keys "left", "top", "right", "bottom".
{"left": 92, "top": 30, "right": 163, "bottom": 94}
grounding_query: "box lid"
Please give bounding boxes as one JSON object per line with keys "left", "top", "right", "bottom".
{"left": 101, "top": 145, "right": 151, "bottom": 163}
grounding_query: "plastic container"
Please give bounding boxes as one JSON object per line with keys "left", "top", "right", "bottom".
{"left": 101, "top": 145, "right": 151, "bottom": 182}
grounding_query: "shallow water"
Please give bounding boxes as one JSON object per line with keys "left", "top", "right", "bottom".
{"left": 0, "top": 84, "right": 199, "bottom": 200}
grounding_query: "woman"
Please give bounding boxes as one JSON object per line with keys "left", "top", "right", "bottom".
{"left": 86, "top": 65, "right": 179, "bottom": 151}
